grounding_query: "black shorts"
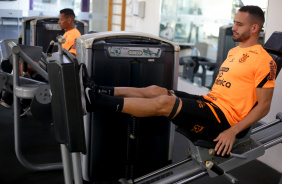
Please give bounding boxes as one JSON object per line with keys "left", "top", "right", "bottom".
{"left": 171, "top": 90, "right": 231, "bottom": 141}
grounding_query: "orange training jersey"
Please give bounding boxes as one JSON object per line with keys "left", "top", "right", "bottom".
{"left": 202, "top": 44, "right": 276, "bottom": 126}
{"left": 62, "top": 28, "right": 81, "bottom": 57}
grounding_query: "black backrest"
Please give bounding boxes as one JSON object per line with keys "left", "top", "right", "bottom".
{"left": 264, "top": 31, "right": 282, "bottom": 77}
{"left": 33, "top": 18, "right": 87, "bottom": 52}
{"left": 18, "top": 45, "right": 43, "bottom": 62}
{"left": 34, "top": 18, "right": 64, "bottom": 52}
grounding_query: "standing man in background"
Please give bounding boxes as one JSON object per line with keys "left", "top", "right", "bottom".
{"left": 58, "top": 8, "right": 81, "bottom": 57}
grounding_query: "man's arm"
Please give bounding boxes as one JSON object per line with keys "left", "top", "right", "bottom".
{"left": 19, "top": 60, "right": 40, "bottom": 77}
{"left": 214, "top": 87, "right": 274, "bottom": 156}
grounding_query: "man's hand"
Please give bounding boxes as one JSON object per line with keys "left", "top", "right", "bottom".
{"left": 213, "top": 88, "right": 274, "bottom": 156}
{"left": 214, "top": 128, "right": 237, "bottom": 156}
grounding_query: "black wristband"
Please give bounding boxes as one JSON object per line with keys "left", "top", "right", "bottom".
{"left": 168, "top": 97, "right": 180, "bottom": 119}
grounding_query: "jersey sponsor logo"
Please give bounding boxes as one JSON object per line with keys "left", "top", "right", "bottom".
{"left": 268, "top": 60, "right": 277, "bottom": 81}
{"left": 218, "top": 72, "right": 223, "bottom": 77}
{"left": 214, "top": 78, "right": 232, "bottom": 88}
{"left": 239, "top": 53, "right": 249, "bottom": 63}
{"left": 219, "top": 67, "right": 229, "bottom": 72}
{"left": 215, "top": 67, "right": 232, "bottom": 88}
{"left": 249, "top": 50, "right": 258, "bottom": 54}
{"left": 207, "top": 93, "right": 218, "bottom": 101}
{"left": 190, "top": 124, "right": 204, "bottom": 133}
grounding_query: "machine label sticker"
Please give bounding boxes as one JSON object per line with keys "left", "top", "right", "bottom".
{"left": 45, "top": 24, "right": 62, "bottom": 31}
{"left": 108, "top": 47, "right": 161, "bottom": 58}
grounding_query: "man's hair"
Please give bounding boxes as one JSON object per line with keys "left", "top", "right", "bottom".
{"left": 239, "top": 5, "right": 265, "bottom": 31}
{"left": 60, "top": 8, "right": 75, "bottom": 20}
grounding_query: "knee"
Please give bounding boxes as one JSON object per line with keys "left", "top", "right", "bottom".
{"left": 145, "top": 85, "right": 168, "bottom": 97}
{"left": 155, "top": 95, "right": 175, "bottom": 116}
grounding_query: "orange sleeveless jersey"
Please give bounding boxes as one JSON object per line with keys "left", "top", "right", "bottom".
{"left": 62, "top": 28, "right": 81, "bottom": 57}
{"left": 202, "top": 45, "right": 276, "bottom": 126}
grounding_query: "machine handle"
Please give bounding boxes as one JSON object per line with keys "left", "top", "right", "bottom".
{"left": 209, "top": 149, "right": 247, "bottom": 159}
{"left": 8, "top": 41, "right": 20, "bottom": 54}
{"left": 209, "top": 149, "right": 231, "bottom": 158}
{"left": 206, "top": 161, "right": 224, "bottom": 175}
{"left": 56, "top": 35, "right": 66, "bottom": 44}
{"left": 276, "top": 112, "right": 282, "bottom": 121}
{"left": 56, "top": 36, "right": 65, "bottom": 57}
{"left": 206, "top": 161, "right": 239, "bottom": 184}
{"left": 224, "top": 173, "right": 239, "bottom": 184}
{"left": 46, "top": 40, "right": 55, "bottom": 56}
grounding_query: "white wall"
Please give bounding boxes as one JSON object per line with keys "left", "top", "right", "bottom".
{"left": 0, "top": 0, "right": 29, "bottom": 17}
{"left": 89, "top": 0, "right": 109, "bottom": 31}
{"left": 262, "top": 0, "right": 282, "bottom": 125}
{"left": 125, "top": 0, "right": 161, "bottom": 36}
{"left": 258, "top": 0, "right": 282, "bottom": 173}
{"left": 264, "top": 0, "right": 282, "bottom": 41}
{"left": 0, "top": 1, "right": 22, "bottom": 10}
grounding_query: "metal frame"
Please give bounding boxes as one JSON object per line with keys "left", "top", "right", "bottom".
{"left": 47, "top": 35, "right": 85, "bottom": 184}
{"left": 7, "top": 41, "right": 62, "bottom": 171}
{"left": 119, "top": 113, "right": 282, "bottom": 184}
{"left": 77, "top": 31, "right": 180, "bottom": 181}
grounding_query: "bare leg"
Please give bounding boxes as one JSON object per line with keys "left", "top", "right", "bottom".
{"left": 122, "top": 95, "right": 182, "bottom": 118}
{"left": 114, "top": 85, "right": 170, "bottom": 98}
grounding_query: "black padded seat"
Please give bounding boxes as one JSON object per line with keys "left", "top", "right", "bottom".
{"left": 176, "top": 126, "right": 217, "bottom": 148}
{"left": 18, "top": 45, "right": 43, "bottom": 63}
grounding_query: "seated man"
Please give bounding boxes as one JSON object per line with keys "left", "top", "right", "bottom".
{"left": 81, "top": 5, "right": 276, "bottom": 156}
{"left": 0, "top": 37, "right": 44, "bottom": 115}
{"left": 0, "top": 58, "right": 40, "bottom": 116}
{"left": 58, "top": 8, "right": 81, "bottom": 57}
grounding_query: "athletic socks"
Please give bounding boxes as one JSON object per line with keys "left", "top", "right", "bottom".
{"left": 96, "top": 93, "right": 124, "bottom": 112}
{"left": 80, "top": 63, "right": 119, "bottom": 113}
{"left": 85, "top": 88, "right": 124, "bottom": 112}
{"left": 98, "top": 86, "right": 114, "bottom": 96}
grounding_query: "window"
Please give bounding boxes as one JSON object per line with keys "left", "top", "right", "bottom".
{"left": 159, "top": 0, "right": 268, "bottom": 60}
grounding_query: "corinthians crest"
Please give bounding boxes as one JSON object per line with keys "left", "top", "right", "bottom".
{"left": 190, "top": 124, "right": 204, "bottom": 133}
{"left": 239, "top": 53, "right": 249, "bottom": 63}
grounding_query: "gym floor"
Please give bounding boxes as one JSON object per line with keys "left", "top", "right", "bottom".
{"left": 0, "top": 103, "right": 281, "bottom": 184}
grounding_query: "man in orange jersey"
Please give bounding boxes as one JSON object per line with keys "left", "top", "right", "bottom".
{"left": 58, "top": 8, "right": 81, "bottom": 57}
{"left": 81, "top": 5, "right": 275, "bottom": 156}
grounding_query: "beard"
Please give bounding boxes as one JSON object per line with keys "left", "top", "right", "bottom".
{"left": 232, "top": 31, "right": 251, "bottom": 42}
